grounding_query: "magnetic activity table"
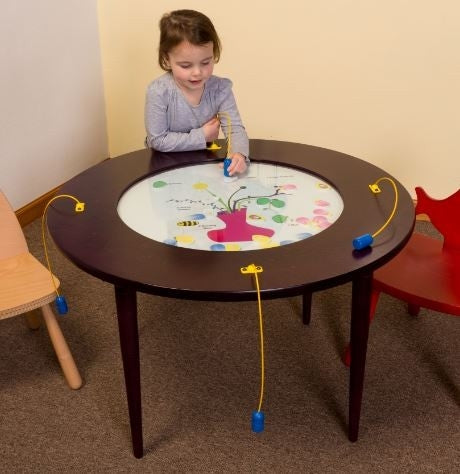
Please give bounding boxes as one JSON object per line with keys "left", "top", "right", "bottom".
{"left": 46, "top": 139, "right": 415, "bottom": 458}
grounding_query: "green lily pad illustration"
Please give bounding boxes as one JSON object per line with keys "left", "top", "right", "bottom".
{"left": 256, "top": 197, "right": 270, "bottom": 205}
{"left": 273, "top": 214, "right": 288, "bottom": 223}
{"left": 270, "top": 199, "right": 285, "bottom": 208}
{"left": 256, "top": 197, "right": 286, "bottom": 208}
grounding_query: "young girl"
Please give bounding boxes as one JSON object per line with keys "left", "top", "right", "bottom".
{"left": 145, "top": 9, "right": 249, "bottom": 176}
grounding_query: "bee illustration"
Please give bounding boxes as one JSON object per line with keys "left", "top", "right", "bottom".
{"left": 177, "top": 220, "right": 199, "bottom": 227}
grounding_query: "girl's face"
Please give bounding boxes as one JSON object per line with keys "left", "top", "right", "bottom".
{"left": 167, "top": 41, "right": 214, "bottom": 95}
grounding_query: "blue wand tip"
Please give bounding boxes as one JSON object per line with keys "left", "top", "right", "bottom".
{"left": 352, "top": 233, "right": 374, "bottom": 250}
{"left": 55, "top": 295, "right": 68, "bottom": 315}
{"left": 223, "top": 158, "right": 232, "bottom": 177}
{"left": 251, "top": 410, "right": 265, "bottom": 433}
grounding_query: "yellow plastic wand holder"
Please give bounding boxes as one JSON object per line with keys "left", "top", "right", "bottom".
{"left": 207, "top": 142, "right": 222, "bottom": 150}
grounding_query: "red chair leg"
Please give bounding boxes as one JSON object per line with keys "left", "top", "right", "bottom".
{"left": 408, "top": 303, "right": 421, "bottom": 316}
{"left": 342, "top": 288, "right": 381, "bottom": 367}
{"left": 369, "top": 288, "right": 380, "bottom": 322}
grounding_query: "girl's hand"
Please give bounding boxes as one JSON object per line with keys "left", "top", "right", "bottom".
{"left": 203, "top": 116, "right": 220, "bottom": 142}
{"left": 227, "top": 152, "right": 248, "bottom": 175}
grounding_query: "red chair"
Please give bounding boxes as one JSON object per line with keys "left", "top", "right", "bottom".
{"left": 343, "top": 186, "right": 460, "bottom": 366}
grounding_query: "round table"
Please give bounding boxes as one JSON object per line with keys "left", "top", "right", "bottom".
{"left": 47, "top": 139, "right": 415, "bottom": 458}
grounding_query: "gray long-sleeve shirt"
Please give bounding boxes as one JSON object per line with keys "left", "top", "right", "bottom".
{"left": 144, "top": 73, "right": 249, "bottom": 157}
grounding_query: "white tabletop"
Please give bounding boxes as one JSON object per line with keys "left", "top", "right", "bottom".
{"left": 117, "top": 162, "right": 343, "bottom": 252}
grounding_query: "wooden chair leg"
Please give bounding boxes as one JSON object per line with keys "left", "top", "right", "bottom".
{"left": 408, "top": 303, "right": 421, "bottom": 316}
{"left": 40, "top": 304, "right": 82, "bottom": 389}
{"left": 25, "top": 309, "right": 42, "bottom": 330}
{"left": 343, "top": 288, "right": 381, "bottom": 367}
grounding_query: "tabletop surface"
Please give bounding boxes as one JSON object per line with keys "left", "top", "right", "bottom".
{"left": 47, "top": 139, "right": 415, "bottom": 300}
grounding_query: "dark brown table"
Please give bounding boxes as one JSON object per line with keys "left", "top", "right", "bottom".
{"left": 47, "top": 139, "right": 415, "bottom": 457}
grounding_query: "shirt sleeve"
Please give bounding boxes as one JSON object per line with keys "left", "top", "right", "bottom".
{"left": 217, "top": 79, "right": 250, "bottom": 159}
{"left": 144, "top": 79, "right": 207, "bottom": 152}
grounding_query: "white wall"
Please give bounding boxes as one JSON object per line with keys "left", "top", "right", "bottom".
{"left": 0, "top": 0, "right": 108, "bottom": 210}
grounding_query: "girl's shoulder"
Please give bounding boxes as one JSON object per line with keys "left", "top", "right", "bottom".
{"left": 146, "top": 73, "right": 175, "bottom": 96}
{"left": 206, "top": 75, "right": 233, "bottom": 96}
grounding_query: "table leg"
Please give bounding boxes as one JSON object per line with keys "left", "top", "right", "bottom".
{"left": 114, "top": 285, "right": 143, "bottom": 458}
{"left": 348, "top": 272, "right": 372, "bottom": 442}
{"left": 302, "top": 292, "right": 312, "bottom": 325}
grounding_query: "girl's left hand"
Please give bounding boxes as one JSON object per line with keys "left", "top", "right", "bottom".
{"left": 227, "top": 152, "right": 248, "bottom": 175}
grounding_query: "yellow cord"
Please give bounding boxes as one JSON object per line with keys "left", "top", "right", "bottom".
{"left": 206, "top": 112, "right": 232, "bottom": 156}
{"left": 41, "top": 194, "right": 85, "bottom": 296}
{"left": 254, "top": 271, "right": 265, "bottom": 412}
{"left": 370, "top": 177, "right": 399, "bottom": 238}
{"left": 241, "top": 264, "right": 265, "bottom": 413}
{"left": 218, "top": 112, "right": 232, "bottom": 157}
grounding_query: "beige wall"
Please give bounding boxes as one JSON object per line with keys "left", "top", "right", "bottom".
{"left": 98, "top": 0, "right": 459, "bottom": 197}
{"left": 1, "top": 0, "right": 108, "bottom": 210}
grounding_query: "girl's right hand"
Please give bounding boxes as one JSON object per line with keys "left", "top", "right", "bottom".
{"left": 203, "top": 116, "right": 220, "bottom": 142}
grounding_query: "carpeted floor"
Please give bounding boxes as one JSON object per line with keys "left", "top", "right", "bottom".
{"left": 0, "top": 220, "right": 458, "bottom": 473}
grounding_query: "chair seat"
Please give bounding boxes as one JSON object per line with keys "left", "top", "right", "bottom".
{"left": 0, "top": 252, "right": 60, "bottom": 319}
{"left": 374, "top": 233, "right": 460, "bottom": 315}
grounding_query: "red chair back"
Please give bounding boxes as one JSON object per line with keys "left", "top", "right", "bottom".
{"left": 415, "top": 186, "right": 460, "bottom": 251}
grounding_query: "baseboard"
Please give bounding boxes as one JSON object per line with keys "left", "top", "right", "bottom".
{"left": 15, "top": 159, "right": 110, "bottom": 227}
{"left": 15, "top": 186, "right": 62, "bottom": 227}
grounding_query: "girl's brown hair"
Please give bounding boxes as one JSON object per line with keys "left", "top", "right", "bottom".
{"left": 158, "top": 10, "right": 221, "bottom": 71}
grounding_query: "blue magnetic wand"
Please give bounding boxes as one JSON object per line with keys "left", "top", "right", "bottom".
{"left": 42, "top": 194, "right": 85, "bottom": 314}
{"left": 209, "top": 111, "right": 238, "bottom": 183}
{"left": 241, "top": 264, "right": 266, "bottom": 433}
{"left": 352, "top": 177, "right": 399, "bottom": 250}
{"left": 223, "top": 157, "right": 233, "bottom": 179}
{"left": 222, "top": 112, "right": 233, "bottom": 181}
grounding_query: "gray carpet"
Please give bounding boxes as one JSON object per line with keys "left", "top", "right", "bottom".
{"left": 1, "top": 220, "right": 458, "bottom": 473}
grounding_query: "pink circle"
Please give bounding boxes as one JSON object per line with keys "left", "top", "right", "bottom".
{"left": 312, "top": 215, "right": 331, "bottom": 228}
{"left": 313, "top": 208, "right": 328, "bottom": 215}
{"left": 296, "top": 217, "right": 310, "bottom": 225}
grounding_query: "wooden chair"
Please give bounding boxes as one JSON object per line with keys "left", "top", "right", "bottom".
{"left": 343, "top": 186, "right": 460, "bottom": 366}
{"left": 0, "top": 190, "right": 82, "bottom": 388}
